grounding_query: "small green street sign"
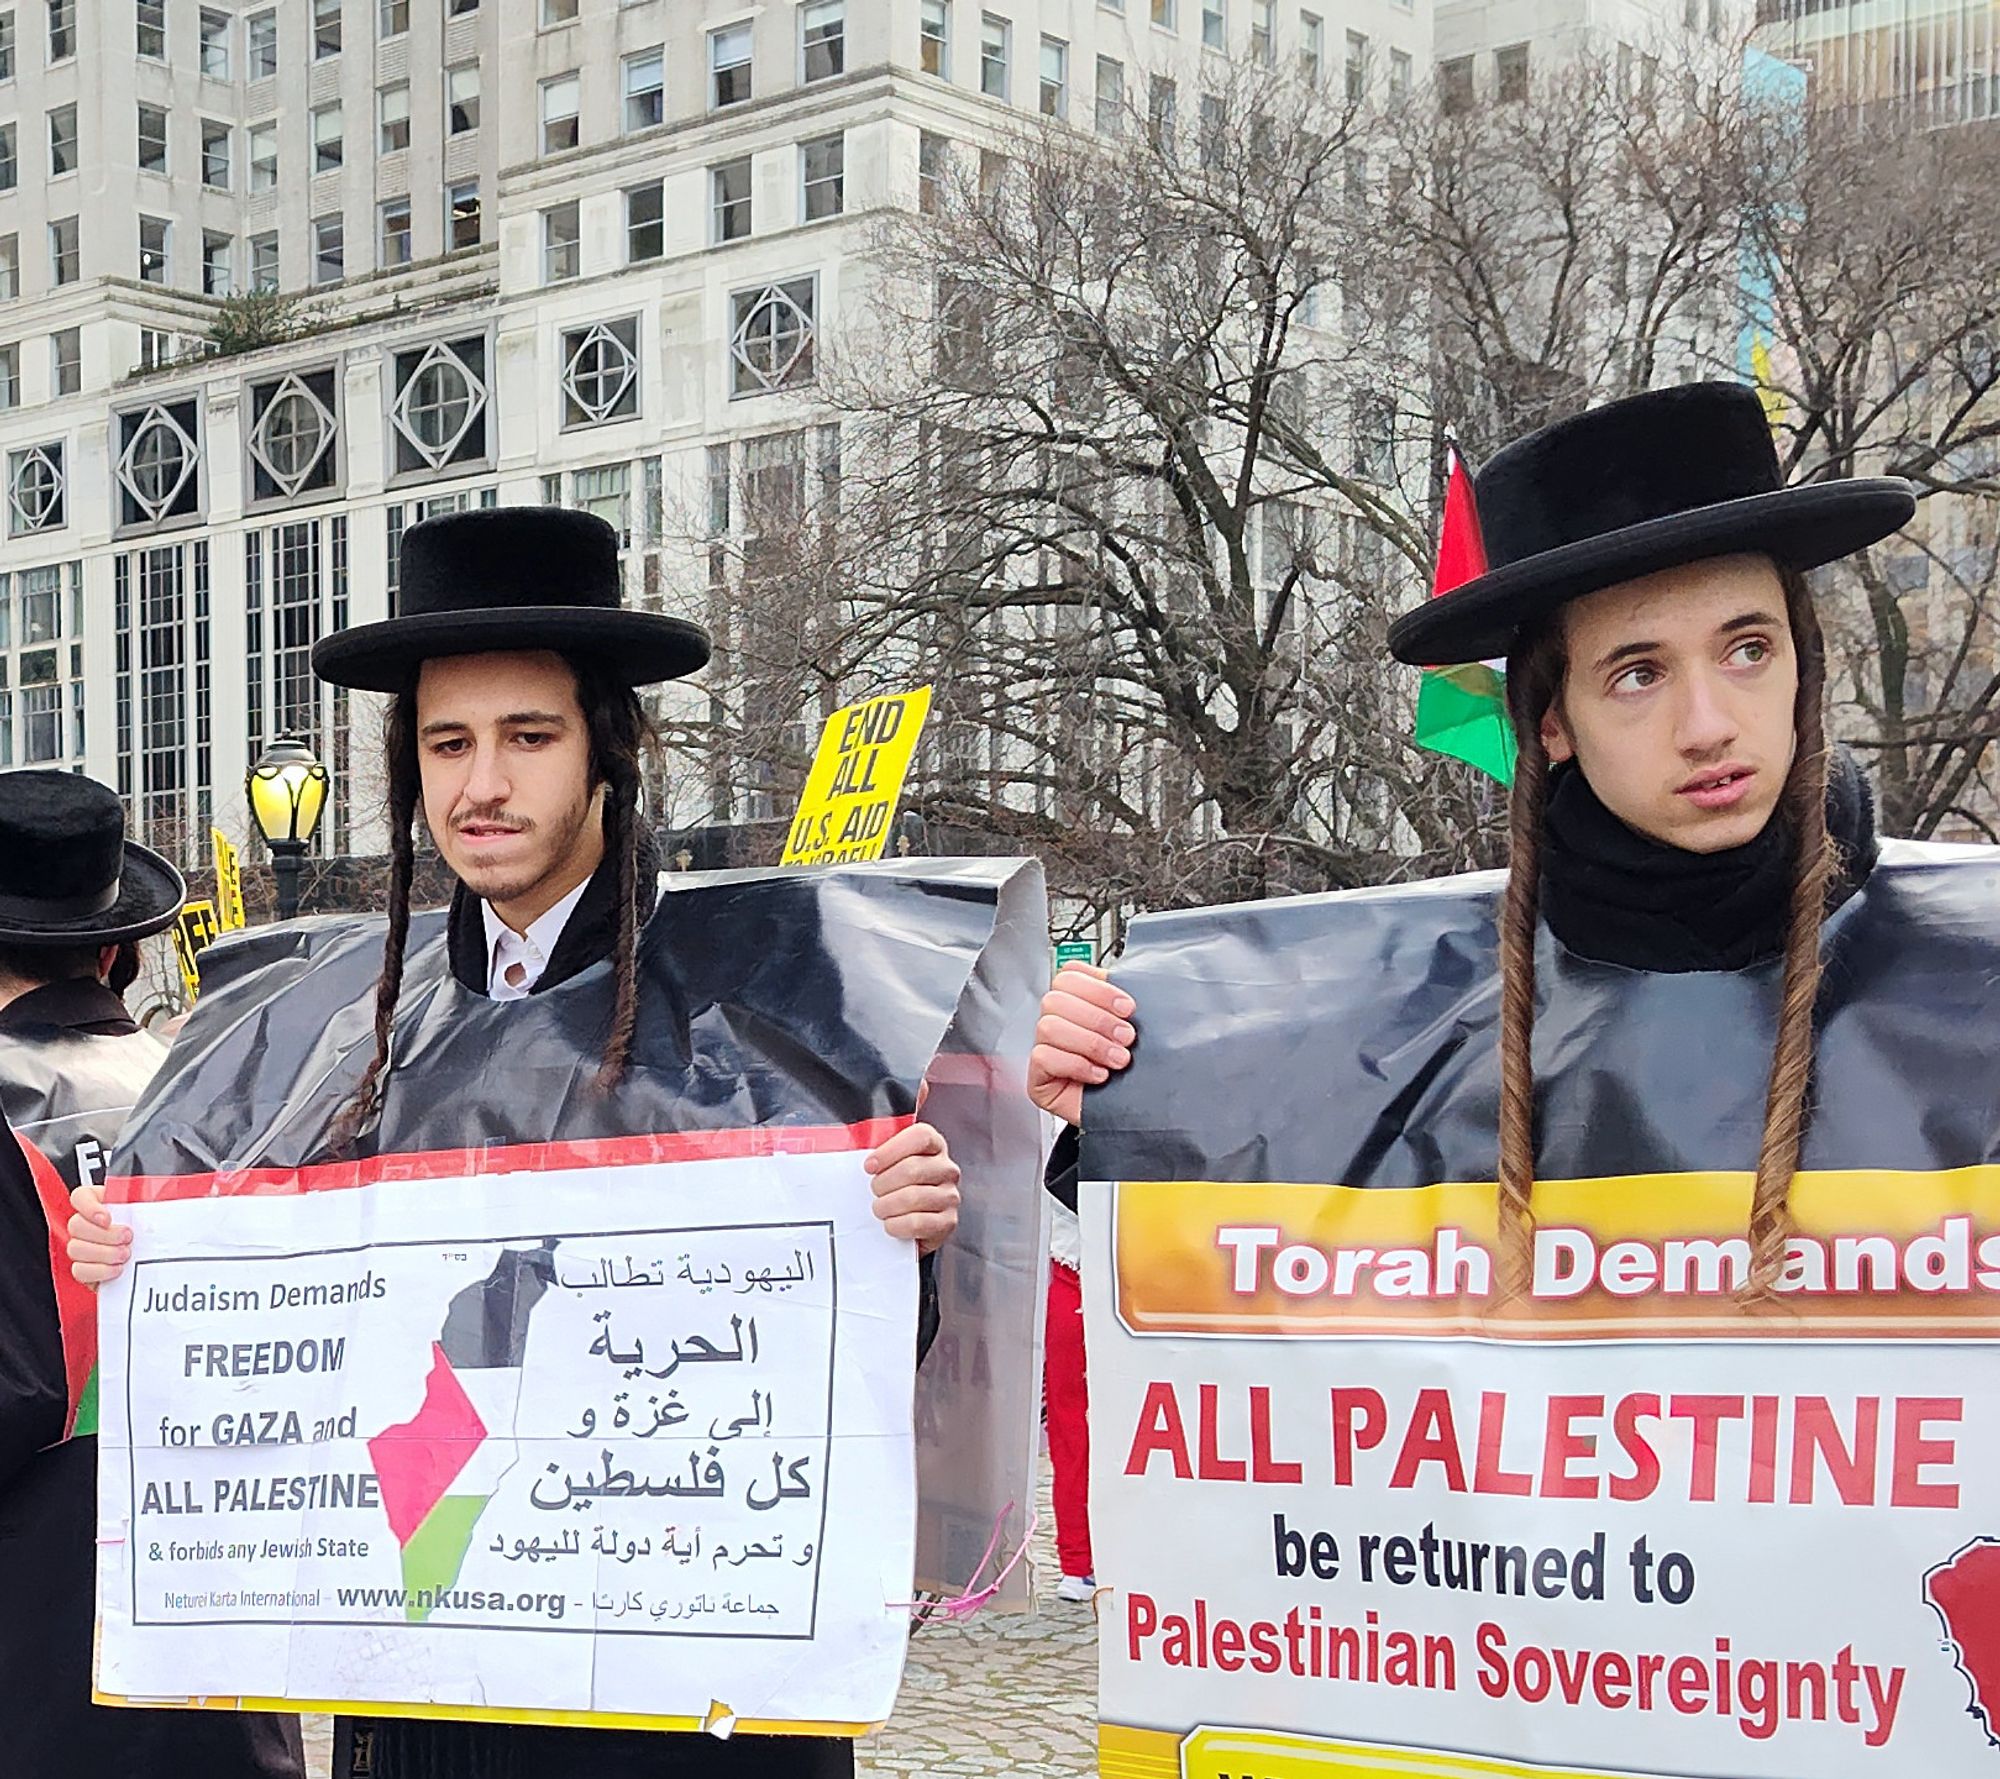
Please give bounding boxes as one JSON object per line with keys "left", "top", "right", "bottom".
{"left": 1053, "top": 940, "right": 1097, "bottom": 969}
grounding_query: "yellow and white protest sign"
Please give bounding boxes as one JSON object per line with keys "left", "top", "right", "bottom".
{"left": 781, "top": 688, "right": 932, "bottom": 867}
{"left": 170, "top": 898, "right": 219, "bottom": 1001}
{"left": 211, "top": 828, "right": 246, "bottom": 931}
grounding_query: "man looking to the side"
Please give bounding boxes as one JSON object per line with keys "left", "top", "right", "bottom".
{"left": 1030, "top": 383, "right": 1914, "bottom": 1286}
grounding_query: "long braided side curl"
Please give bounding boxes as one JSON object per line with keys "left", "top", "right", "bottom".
{"left": 1747, "top": 570, "right": 1836, "bottom": 1292}
{"left": 1495, "top": 629, "right": 1565, "bottom": 1298}
{"left": 1494, "top": 567, "right": 1837, "bottom": 1302}
{"left": 575, "top": 659, "right": 648, "bottom": 1093}
{"left": 327, "top": 691, "right": 420, "bottom": 1155}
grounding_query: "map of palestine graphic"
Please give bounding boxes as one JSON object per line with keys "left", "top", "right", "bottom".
{"left": 368, "top": 1243, "right": 557, "bottom": 1620}
{"left": 1926, "top": 1540, "right": 2000, "bottom": 1748}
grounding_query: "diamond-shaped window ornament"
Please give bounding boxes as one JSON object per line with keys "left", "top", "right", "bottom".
{"left": 392, "top": 341, "right": 486, "bottom": 470}
{"left": 250, "top": 374, "right": 337, "bottom": 497}
{"left": 731, "top": 284, "right": 815, "bottom": 396}
{"left": 118, "top": 404, "right": 200, "bottom": 522}
{"left": 9, "top": 446, "right": 64, "bottom": 532}
{"left": 563, "top": 323, "right": 638, "bottom": 426}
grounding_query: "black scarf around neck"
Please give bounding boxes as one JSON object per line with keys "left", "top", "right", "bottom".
{"left": 1539, "top": 747, "right": 1877, "bottom": 973}
{"left": 446, "top": 828, "right": 661, "bottom": 997}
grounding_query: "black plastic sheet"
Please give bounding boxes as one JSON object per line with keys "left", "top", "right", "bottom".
{"left": 1086, "top": 839, "right": 2000, "bottom": 1186}
{"left": 113, "top": 857, "right": 1050, "bottom": 1607}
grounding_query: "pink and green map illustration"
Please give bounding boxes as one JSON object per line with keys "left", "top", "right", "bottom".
{"left": 366, "top": 1244, "right": 557, "bottom": 1621}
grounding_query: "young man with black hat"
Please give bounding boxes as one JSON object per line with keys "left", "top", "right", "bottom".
{"left": 0, "top": 769, "right": 304, "bottom": 1776}
{"left": 1030, "top": 381, "right": 1916, "bottom": 1280}
{"left": 72, "top": 507, "right": 962, "bottom": 1779}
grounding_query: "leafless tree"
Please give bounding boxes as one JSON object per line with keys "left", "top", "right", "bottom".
{"left": 673, "top": 71, "right": 1494, "bottom": 926}
{"left": 1401, "top": 46, "right": 2000, "bottom": 837}
{"left": 1387, "top": 43, "right": 1752, "bottom": 449}
{"left": 667, "top": 47, "right": 2000, "bottom": 924}
{"left": 1742, "top": 104, "right": 2000, "bottom": 836}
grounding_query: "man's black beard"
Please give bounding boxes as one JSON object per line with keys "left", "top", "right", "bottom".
{"left": 443, "top": 786, "right": 597, "bottom": 918}
{"left": 444, "top": 824, "right": 662, "bottom": 997}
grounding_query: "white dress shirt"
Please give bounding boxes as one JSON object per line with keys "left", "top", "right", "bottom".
{"left": 482, "top": 877, "right": 591, "bottom": 1001}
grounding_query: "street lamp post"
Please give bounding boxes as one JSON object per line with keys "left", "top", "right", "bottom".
{"left": 246, "top": 733, "right": 331, "bottom": 921}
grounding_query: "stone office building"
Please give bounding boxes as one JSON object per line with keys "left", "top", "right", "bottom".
{"left": 0, "top": 0, "right": 1428, "bottom": 867}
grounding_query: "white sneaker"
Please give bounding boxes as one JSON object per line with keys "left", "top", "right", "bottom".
{"left": 1056, "top": 1573, "right": 1096, "bottom": 1603}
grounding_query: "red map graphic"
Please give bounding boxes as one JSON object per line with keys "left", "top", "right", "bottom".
{"left": 1926, "top": 1538, "right": 2000, "bottom": 1748}
{"left": 365, "top": 1342, "right": 488, "bottom": 1545}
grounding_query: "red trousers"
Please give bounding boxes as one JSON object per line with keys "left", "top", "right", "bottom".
{"left": 1044, "top": 1258, "right": 1092, "bottom": 1577}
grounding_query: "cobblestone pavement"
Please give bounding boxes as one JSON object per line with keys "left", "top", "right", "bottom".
{"left": 304, "top": 1457, "right": 1096, "bottom": 1777}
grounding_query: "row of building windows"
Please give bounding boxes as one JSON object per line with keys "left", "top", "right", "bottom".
{"left": 0, "top": 85, "right": 426, "bottom": 195}
{"left": 41, "top": 135, "right": 843, "bottom": 302}
{"left": 913, "top": 0, "right": 1400, "bottom": 102}
{"left": 931, "top": 8, "right": 1385, "bottom": 116}
{"left": 0, "top": 15, "right": 836, "bottom": 203}
{"left": 54, "top": 3, "right": 846, "bottom": 116}
{"left": 1440, "top": 14, "right": 1723, "bottom": 112}
{"left": 0, "top": 5, "right": 921, "bottom": 131}
{"left": 1, "top": 126, "right": 847, "bottom": 299}
{"left": 525, "top": 10, "right": 845, "bottom": 162}
{"left": 548, "top": 134, "right": 845, "bottom": 292}
{"left": 2, "top": 295, "right": 821, "bottom": 542}
{"left": 98, "top": 1, "right": 472, "bottom": 82}
{"left": 0, "top": 200, "right": 482, "bottom": 302}
{"left": 8, "top": 0, "right": 1368, "bottom": 173}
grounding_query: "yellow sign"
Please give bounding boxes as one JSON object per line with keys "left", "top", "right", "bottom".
{"left": 170, "top": 899, "right": 219, "bottom": 1002}
{"left": 211, "top": 828, "right": 246, "bottom": 931}
{"left": 1101, "top": 1723, "right": 1648, "bottom": 1779}
{"left": 780, "top": 688, "right": 933, "bottom": 867}
{"left": 1180, "top": 1725, "right": 1643, "bottom": 1778}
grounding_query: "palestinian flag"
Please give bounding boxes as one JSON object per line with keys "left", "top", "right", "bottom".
{"left": 1413, "top": 448, "right": 1516, "bottom": 786}
{"left": 21, "top": 1133, "right": 102, "bottom": 1437}
{"left": 367, "top": 1244, "right": 555, "bottom": 1622}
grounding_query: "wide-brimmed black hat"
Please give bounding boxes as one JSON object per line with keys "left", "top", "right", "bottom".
{"left": 1388, "top": 383, "right": 1915, "bottom": 666}
{"left": 0, "top": 770, "right": 186, "bottom": 946}
{"left": 312, "top": 507, "right": 711, "bottom": 693}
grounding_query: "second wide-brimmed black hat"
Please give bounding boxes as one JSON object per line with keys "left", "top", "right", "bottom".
{"left": 312, "top": 507, "right": 712, "bottom": 693}
{"left": 0, "top": 769, "right": 186, "bottom": 946}
{"left": 1388, "top": 383, "right": 1915, "bottom": 666}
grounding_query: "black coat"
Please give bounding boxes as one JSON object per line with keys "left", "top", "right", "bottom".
{"left": 337, "top": 852, "right": 860, "bottom": 1779}
{"left": 0, "top": 979, "right": 304, "bottom": 1778}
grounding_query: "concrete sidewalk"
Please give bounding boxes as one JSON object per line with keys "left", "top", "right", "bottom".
{"left": 303, "top": 1458, "right": 1098, "bottom": 1776}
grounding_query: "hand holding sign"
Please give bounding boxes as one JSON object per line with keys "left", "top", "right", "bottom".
{"left": 1029, "top": 964, "right": 1137, "bottom": 1126}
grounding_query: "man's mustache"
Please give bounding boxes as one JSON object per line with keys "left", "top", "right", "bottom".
{"left": 453, "top": 806, "right": 533, "bottom": 835}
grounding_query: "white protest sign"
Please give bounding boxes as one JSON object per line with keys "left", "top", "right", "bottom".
{"left": 96, "top": 1137, "right": 917, "bottom": 1733}
{"left": 1089, "top": 1172, "right": 2000, "bottom": 1779}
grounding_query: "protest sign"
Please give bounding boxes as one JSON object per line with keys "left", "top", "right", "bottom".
{"left": 212, "top": 829, "right": 247, "bottom": 931}
{"left": 96, "top": 858, "right": 1047, "bottom": 1732}
{"left": 170, "top": 899, "right": 219, "bottom": 1001}
{"left": 1084, "top": 842, "right": 2000, "bottom": 1778}
{"left": 782, "top": 689, "right": 932, "bottom": 866}
{"left": 102, "top": 1141, "right": 915, "bottom": 1727}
